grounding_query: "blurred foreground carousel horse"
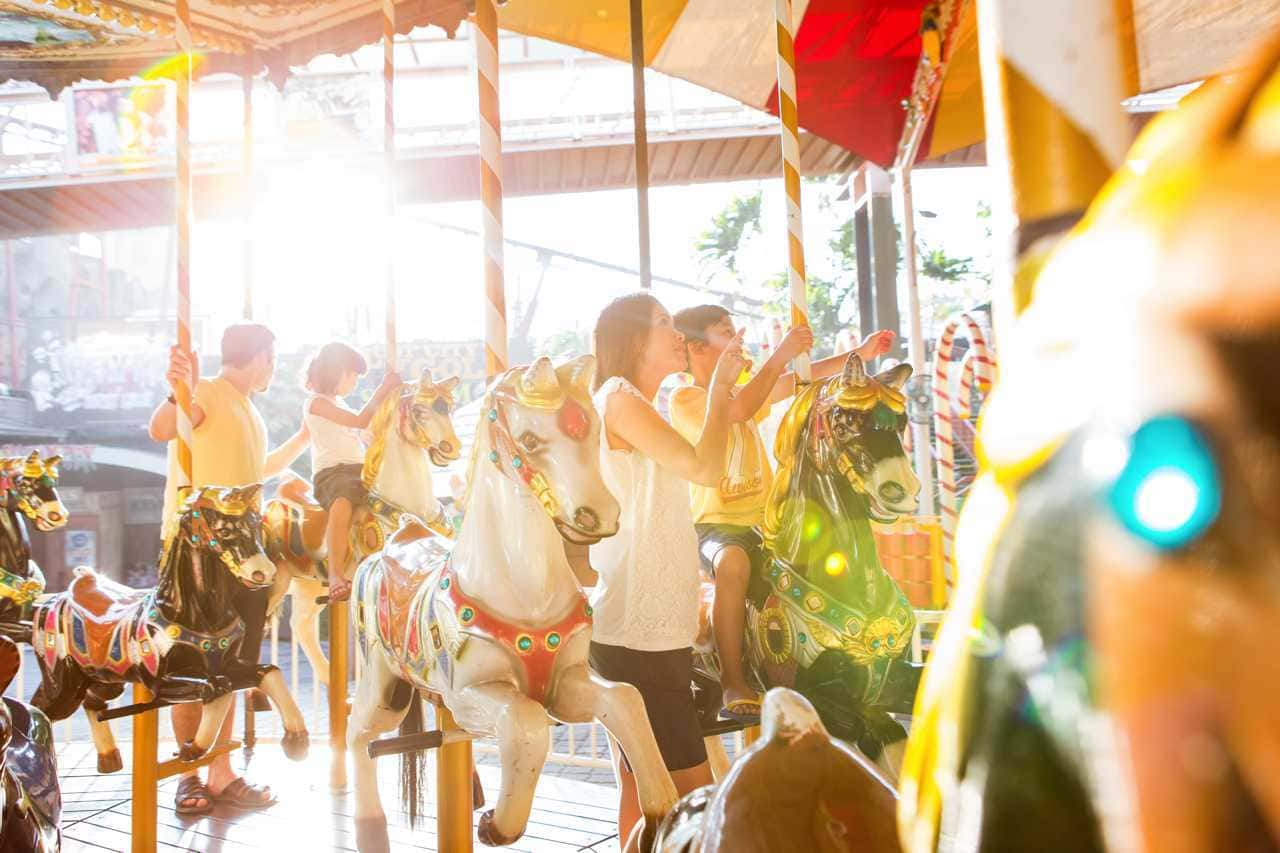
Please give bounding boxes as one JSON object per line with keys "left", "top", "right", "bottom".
{"left": 348, "top": 356, "right": 678, "bottom": 853}
{"left": 694, "top": 354, "right": 924, "bottom": 771}
{"left": 29, "top": 485, "right": 309, "bottom": 773}
{"left": 0, "top": 635, "right": 60, "bottom": 852}
{"left": 655, "top": 688, "right": 900, "bottom": 853}
{"left": 899, "top": 34, "right": 1280, "bottom": 853}
{"left": 0, "top": 453, "right": 67, "bottom": 640}
{"left": 262, "top": 369, "right": 462, "bottom": 685}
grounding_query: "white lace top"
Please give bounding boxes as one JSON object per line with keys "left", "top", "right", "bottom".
{"left": 589, "top": 376, "right": 702, "bottom": 652}
{"left": 305, "top": 394, "right": 366, "bottom": 473}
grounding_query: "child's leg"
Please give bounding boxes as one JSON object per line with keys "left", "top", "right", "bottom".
{"left": 711, "top": 545, "right": 754, "bottom": 707}
{"left": 326, "top": 497, "right": 353, "bottom": 600}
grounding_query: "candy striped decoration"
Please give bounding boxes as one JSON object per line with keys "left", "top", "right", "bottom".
{"left": 242, "top": 53, "right": 254, "bottom": 321}
{"left": 174, "top": 0, "right": 194, "bottom": 485}
{"left": 931, "top": 312, "right": 995, "bottom": 566}
{"left": 773, "top": 0, "right": 810, "bottom": 383}
{"left": 383, "top": 0, "right": 398, "bottom": 371}
{"left": 475, "top": 0, "right": 507, "bottom": 379}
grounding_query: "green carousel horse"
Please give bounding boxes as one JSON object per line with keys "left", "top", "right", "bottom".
{"left": 898, "top": 33, "right": 1280, "bottom": 853}
{"left": 697, "top": 354, "right": 923, "bottom": 766}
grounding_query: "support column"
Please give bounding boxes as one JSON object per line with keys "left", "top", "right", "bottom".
{"left": 629, "top": 0, "right": 652, "bottom": 289}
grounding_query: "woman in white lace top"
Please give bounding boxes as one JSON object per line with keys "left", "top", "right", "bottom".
{"left": 588, "top": 292, "right": 746, "bottom": 846}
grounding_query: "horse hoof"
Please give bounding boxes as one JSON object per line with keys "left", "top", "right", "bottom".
{"left": 97, "top": 749, "right": 123, "bottom": 774}
{"left": 472, "top": 771, "right": 485, "bottom": 810}
{"left": 281, "top": 729, "right": 310, "bottom": 761}
{"left": 250, "top": 688, "right": 272, "bottom": 713}
{"left": 477, "top": 810, "right": 521, "bottom": 847}
{"left": 178, "top": 741, "right": 207, "bottom": 762}
{"left": 354, "top": 816, "right": 392, "bottom": 853}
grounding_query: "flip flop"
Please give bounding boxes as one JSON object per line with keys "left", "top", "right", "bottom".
{"left": 212, "top": 778, "right": 277, "bottom": 811}
{"left": 719, "top": 697, "right": 763, "bottom": 723}
{"left": 175, "top": 776, "right": 213, "bottom": 816}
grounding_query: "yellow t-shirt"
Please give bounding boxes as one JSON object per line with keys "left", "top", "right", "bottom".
{"left": 668, "top": 384, "right": 773, "bottom": 527}
{"left": 161, "top": 376, "right": 267, "bottom": 538}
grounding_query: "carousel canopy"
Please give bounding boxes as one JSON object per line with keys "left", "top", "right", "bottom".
{"left": 0, "top": 0, "right": 470, "bottom": 95}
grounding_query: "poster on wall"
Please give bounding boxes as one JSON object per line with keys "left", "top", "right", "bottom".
{"left": 70, "top": 83, "right": 173, "bottom": 169}
{"left": 65, "top": 529, "right": 96, "bottom": 569}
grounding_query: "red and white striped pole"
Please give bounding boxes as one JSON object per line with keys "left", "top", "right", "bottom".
{"left": 774, "top": 0, "right": 810, "bottom": 383}
{"left": 174, "top": 0, "right": 194, "bottom": 486}
{"left": 383, "top": 0, "right": 398, "bottom": 372}
{"left": 475, "top": 0, "right": 506, "bottom": 379}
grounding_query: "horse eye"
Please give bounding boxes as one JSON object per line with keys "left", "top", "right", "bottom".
{"left": 520, "top": 432, "right": 540, "bottom": 451}
{"left": 432, "top": 398, "right": 450, "bottom": 415}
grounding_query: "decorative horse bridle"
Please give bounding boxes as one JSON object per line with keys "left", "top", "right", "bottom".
{"left": 0, "top": 454, "right": 63, "bottom": 525}
{"left": 482, "top": 369, "right": 591, "bottom": 525}
{"left": 173, "top": 491, "right": 270, "bottom": 588}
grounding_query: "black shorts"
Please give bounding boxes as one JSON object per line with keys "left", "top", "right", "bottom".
{"left": 694, "top": 523, "right": 766, "bottom": 577}
{"left": 588, "top": 642, "right": 707, "bottom": 772}
{"left": 313, "top": 463, "right": 367, "bottom": 511}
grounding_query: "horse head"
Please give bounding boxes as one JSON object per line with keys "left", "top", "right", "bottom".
{"left": 900, "top": 34, "right": 1280, "bottom": 853}
{"left": 403, "top": 369, "right": 462, "bottom": 467}
{"left": 174, "top": 484, "right": 274, "bottom": 589}
{"left": 780, "top": 356, "right": 919, "bottom": 523}
{"left": 1, "top": 452, "right": 67, "bottom": 533}
{"left": 483, "top": 355, "right": 620, "bottom": 545}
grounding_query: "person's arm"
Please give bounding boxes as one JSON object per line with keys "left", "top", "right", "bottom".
{"left": 768, "top": 329, "right": 897, "bottom": 404}
{"left": 563, "top": 541, "right": 597, "bottom": 589}
{"left": 606, "top": 332, "right": 746, "bottom": 487}
{"left": 729, "top": 324, "right": 814, "bottom": 422}
{"left": 148, "top": 346, "right": 206, "bottom": 441}
{"left": 308, "top": 371, "right": 402, "bottom": 430}
{"left": 264, "top": 422, "right": 309, "bottom": 479}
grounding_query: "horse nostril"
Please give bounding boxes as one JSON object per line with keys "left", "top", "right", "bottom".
{"left": 439, "top": 441, "right": 453, "bottom": 454}
{"left": 878, "top": 482, "right": 906, "bottom": 504}
{"left": 47, "top": 511, "right": 61, "bottom": 523}
{"left": 253, "top": 571, "right": 265, "bottom": 583}
{"left": 574, "top": 507, "right": 599, "bottom": 532}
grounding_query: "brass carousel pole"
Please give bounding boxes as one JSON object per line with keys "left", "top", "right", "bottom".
{"left": 630, "top": 0, "right": 652, "bottom": 289}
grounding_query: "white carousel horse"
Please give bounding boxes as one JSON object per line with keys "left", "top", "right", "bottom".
{"left": 263, "top": 370, "right": 461, "bottom": 685}
{"left": 348, "top": 355, "right": 679, "bottom": 852}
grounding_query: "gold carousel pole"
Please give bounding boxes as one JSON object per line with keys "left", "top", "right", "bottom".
{"left": 974, "top": 0, "right": 1137, "bottom": 335}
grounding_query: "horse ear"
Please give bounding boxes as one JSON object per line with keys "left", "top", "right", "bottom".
{"left": 237, "top": 483, "right": 264, "bottom": 508}
{"left": 439, "top": 376, "right": 461, "bottom": 393}
{"left": 42, "top": 456, "right": 61, "bottom": 478}
{"left": 841, "top": 354, "right": 868, "bottom": 387}
{"left": 176, "top": 486, "right": 195, "bottom": 509}
{"left": 874, "top": 363, "right": 912, "bottom": 391}
{"left": 525, "top": 357, "right": 559, "bottom": 395}
{"left": 420, "top": 367, "right": 434, "bottom": 386}
{"left": 556, "top": 354, "right": 595, "bottom": 396}
{"left": 22, "top": 452, "right": 42, "bottom": 479}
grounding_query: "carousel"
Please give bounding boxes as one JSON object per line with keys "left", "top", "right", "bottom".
{"left": 0, "top": 0, "right": 1278, "bottom": 851}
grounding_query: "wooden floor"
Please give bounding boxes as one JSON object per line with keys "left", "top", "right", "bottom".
{"left": 56, "top": 741, "right": 622, "bottom": 852}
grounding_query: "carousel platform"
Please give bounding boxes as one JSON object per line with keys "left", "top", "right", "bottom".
{"left": 56, "top": 741, "right": 623, "bottom": 852}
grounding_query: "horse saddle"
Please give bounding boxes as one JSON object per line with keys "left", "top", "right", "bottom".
{"left": 65, "top": 569, "right": 147, "bottom": 662}
{"left": 372, "top": 522, "right": 449, "bottom": 654}
{"left": 270, "top": 478, "right": 329, "bottom": 559}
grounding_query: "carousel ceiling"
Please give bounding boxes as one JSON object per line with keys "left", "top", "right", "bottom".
{"left": 0, "top": 0, "right": 471, "bottom": 94}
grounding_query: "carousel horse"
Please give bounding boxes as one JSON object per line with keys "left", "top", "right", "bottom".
{"left": 349, "top": 355, "right": 678, "bottom": 852}
{"left": 898, "top": 34, "right": 1280, "bottom": 853}
{"left": 694, "top": 354, "right": 923, "bottom": 769}
{"left": 655, "top": 688, "right": 900, "bottom": 853}
{"left": 30, "top": 484, "right": 309, "bottom": 773}
{"left": 263, "top": 369, "right": 461, "bottom": 685}
{"left": 0, "top": 635, "right": 60, "bottom": 852}
{"left": 0, "top": 453, "right": 67, "bottom": 639}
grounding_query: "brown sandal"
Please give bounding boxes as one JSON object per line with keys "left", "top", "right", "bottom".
{"left": 175, "top": 776, "right": 213, "bottom": 816}
{"left": 212, "top": 778, "right": 277, "bottom": 810}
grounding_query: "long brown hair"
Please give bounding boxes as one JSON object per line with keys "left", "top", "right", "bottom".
{"left": 592, "top": 292, "right": 662, "bottom": 392}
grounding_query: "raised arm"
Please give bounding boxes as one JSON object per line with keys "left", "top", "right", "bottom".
{"left": 307, "top": 371, "right": 402, "bottom": 430}
{"left": 148, "top": 346, "right": 206, "bottom": 441}
{"left": 605, "top": 332, "right": 747, "bottom": 487}
{"left": 768, "top": 329, "right": 896, "bottom": 404}
{"left": 730, "top": 324, "right": 813, "bottom": 421}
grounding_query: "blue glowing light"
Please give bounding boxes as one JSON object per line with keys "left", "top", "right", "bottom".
{"left": 1107, "top": 416, "right": 1220, "bottom": 550}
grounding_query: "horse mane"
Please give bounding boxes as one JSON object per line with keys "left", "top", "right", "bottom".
{"left": 762, "top": 380, "right": 826, "bottom": 551}
{"left": 361, "top": 388, "right": 406, "bottom": 489}
{"left": 457, "top": 367, "right": 525, "bottom": 512}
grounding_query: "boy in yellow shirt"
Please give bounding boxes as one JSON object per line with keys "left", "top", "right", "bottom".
{"left": 669, "top": 305, "right": 893, "bottom": 718}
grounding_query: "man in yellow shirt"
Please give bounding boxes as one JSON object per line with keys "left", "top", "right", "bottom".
{"left": 669, "top": 305, "right": 893, "bottom": 718}
{"left": 147, "top": 324, "right": 308, "bottom": 814}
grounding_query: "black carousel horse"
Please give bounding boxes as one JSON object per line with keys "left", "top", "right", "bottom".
{"left": 0, "top": 634, "right": 60, "bottom": 852}
{"left": 29, "top": 484, "right": 309, "bottom": 773}
{"left": 0, "top": 453, "right": 67, "bottom": 640}
{"left": 695, "top": 355, "right": 925, "bottom": 768}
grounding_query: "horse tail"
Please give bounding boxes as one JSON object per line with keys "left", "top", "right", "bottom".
{"left": 397, "top": 685, "right": 429, "bottom": 828}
